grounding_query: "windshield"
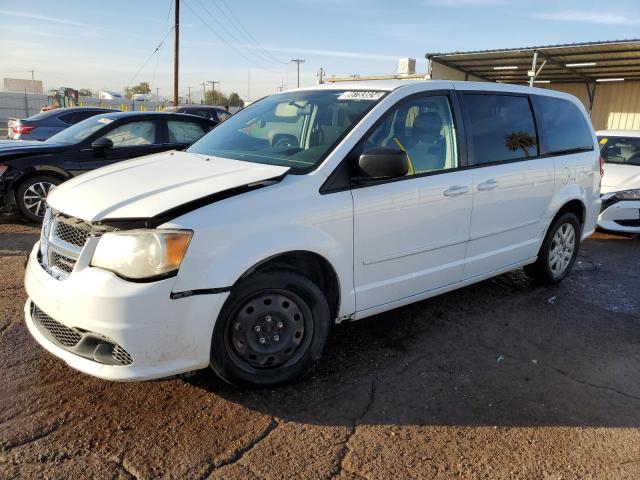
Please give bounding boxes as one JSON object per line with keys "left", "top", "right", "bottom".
{"left": 187, "top": 89, "right": 385, "bottom": 172}
{"left": 599, "top": 136, "right": 640, "bottom": 166}
{"left": 45, "top": 115, "right": 114, "bottom": 144}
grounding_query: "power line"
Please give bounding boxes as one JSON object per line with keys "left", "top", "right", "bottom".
{"left": 193, "top": 0, "right": 278, "bottom": 68}
{"left": 127, "top": 25, "right": 175, "bottom": 87}
{"left": 182, "top": 0, "right": 273, "bottom": 70}
{"left": 209, "top": 0, "right": 287, "bottom": 65}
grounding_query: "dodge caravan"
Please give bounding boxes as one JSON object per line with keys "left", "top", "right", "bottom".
{"left": 24, "top": 81, "right": 601, "bottom": 386}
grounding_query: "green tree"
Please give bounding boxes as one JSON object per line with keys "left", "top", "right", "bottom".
{"left": 204, "top": 89, "right": 229, "bottom": 106}
{"left": 228, "top": 92, "right": 244, "bottom": 107}
{"left": 78, "top": 88, "right": 92, "bottom": 97}
{"left": 124, "top": 81, "right": 151, "bottom": 100}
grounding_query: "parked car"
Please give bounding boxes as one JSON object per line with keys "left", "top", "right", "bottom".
{"left": 163, "top": 105, "right": 231, "bottom": 123}
{"left": 0, "top": 111, "right": 215, "bottom": 221}
{"left": 24, "top": 81, "right": 601, "bottom": 387}
{"left": 597, "top": 130, "right": 640, "bottom": 234}
{"left": 7, "top": 107, "right": 118, "bottom": 141}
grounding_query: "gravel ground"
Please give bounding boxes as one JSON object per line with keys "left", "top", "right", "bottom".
{"left": 1, "top": 219, "right": 639, "bottom": 479}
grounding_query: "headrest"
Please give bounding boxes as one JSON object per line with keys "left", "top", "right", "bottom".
{"left": 413, "top": 112, "right": 442, "bottom": 135}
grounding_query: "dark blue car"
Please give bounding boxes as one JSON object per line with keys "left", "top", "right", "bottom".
{"left": 7, "top": 107, "right": 118, "bottom": 141}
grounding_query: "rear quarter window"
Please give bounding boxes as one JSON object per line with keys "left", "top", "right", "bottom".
{"left": 531, "top": 95, "right": 594, "bottom": 155}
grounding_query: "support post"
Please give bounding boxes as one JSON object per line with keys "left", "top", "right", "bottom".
{"left": 529, "top": 51, "right": 538, "bottom": 87}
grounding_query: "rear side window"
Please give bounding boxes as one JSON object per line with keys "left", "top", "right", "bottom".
{"left": 532, "top": 95, "right": 593, "bottom": 155}
{"left": 168, "top": 120, "right": 207, "bottom": 143}
{"left": 462, "top": 94, "right": 538, "bottom": 165}
{"left": 59, "top": 110, "right": 103, "bottom": 125}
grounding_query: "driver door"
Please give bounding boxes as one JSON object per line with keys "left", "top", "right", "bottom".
{"left": 351, "top": 92, "right": 473, "bottom": 313}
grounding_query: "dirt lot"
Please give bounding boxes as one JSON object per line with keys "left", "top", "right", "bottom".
{"left": 1, "top": 218, "right": 639, "bottom": 479}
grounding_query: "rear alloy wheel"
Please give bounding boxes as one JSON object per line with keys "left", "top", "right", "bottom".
{"left": 524, "top": 212, "right": 581, "bottom": 285}
{"left": 210, "top": 270, "right": 330, "bottom": 387}
{"left": 16, "top": 175, "right": 60, "bottom": 222}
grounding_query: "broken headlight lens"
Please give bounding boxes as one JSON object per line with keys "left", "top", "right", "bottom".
{"left": 613, "top": 189, "right": 640, "bottom": 200}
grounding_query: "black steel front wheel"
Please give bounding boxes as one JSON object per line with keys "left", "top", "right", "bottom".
{"left": 210, "top": 270, "right": 331, "bottom": 387}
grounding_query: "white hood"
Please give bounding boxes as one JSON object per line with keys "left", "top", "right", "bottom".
{"left": 47, "top": 151, "right": 289, "bottom": 221}
{"left": 601, "top": 162, "right": 640, "bottom": 194}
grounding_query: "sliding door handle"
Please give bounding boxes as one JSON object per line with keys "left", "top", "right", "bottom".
{"left": 478, "top": 179, "right": 498, "bottom": 191}
{"left": 444, "top": 185, "right": 469, "bottom": 197}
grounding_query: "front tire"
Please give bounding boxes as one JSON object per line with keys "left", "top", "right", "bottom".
{"left": 524, "top": 212, "right": 581, "bottom": 285}
{"left": 16, "top": 175, "right": 60, "bottom": 222}
{"left": 210, "top": 270, "right": 331, "bottom": 387}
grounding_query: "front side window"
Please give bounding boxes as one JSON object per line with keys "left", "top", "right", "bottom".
{"left": 100, "top": 121, "right": 156, "bottom": 147}
{"left": 532, "top": 95, "right": 593, "bottom": 155}
{"left": 168, "top": 120, "right": 207, "bottom": 144}
{"left": 360, "top": 95, "right": 458, "bottom": 175}
{"left": 463, "top": 94, "right": 538, "bottom": 165}
{"left": 599, "top": 136, "right": 640, "bottom": 165}
{"left": 187, "top": 90, "right": 384, "bottom": 172}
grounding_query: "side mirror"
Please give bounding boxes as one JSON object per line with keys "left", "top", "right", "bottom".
{"left": 356, "top": 147, "right": 409, "bottom": 183}
{"left": 91, "top": 137, "right": 113, "bottom": 150}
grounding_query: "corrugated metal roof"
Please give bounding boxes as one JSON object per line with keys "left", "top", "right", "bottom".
{"left": 426, "top": 39, "right": 640, "bottom": 84}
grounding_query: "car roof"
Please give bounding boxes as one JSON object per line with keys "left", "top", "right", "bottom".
{"left": 90, "top": 111, "right": 212, "bottom": 121}
{"left": 295, "top": 79, "right": 581, "bottom": 99}
{"left": 596, "top": 129, "right": 640, "bottom": 137}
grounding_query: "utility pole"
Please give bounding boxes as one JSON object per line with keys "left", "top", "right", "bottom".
{"left": 173, "top": 0, "right": 180, "bottom": 105}
{"left": 187, "top": 86, "right": 192, "bottom": 104}
{"left": 290, "top": 59, "right": 305, "bottom": 88}
{"left": 201, "top": 82, "right": 206, "bottom": 104}
{"left": 207, "top": 80, "right": 220, "bottom": 105}
{"left": 155, "top": 88, "right": 160, "bottom": 98}
{"left": 317, "top": 67, "right": 325, "bottom": 85}
{"left": 28, "top": 69, "right": 35, "bottom": 93}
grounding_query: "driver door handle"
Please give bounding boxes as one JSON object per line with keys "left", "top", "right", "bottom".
{"left": 478, "top": 179, "right": 498, "bottom": 191}
{"left": 444, "top": 185, "right": 469, "bottom": 197}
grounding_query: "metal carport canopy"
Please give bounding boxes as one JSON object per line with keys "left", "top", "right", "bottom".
{"left": 426, "top": 39, "right": 640, "bottom": 85}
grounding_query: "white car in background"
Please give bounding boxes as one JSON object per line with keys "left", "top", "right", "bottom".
{"left": 597, "top": 130, "right": 640, "bottom": 233}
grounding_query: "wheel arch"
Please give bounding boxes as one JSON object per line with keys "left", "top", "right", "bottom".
{"left": 235, "top": 250, "right": 341, "bottom": 322}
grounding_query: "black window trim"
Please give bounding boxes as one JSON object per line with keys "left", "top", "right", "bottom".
{"left": 320, "top": 89, "right": 468, "bottom": 194}
{"left": 459, "top": 90, "right": 543, "bottom": 168}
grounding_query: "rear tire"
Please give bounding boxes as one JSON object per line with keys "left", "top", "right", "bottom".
{"left": 210, "top": 270, "right": 331, "bottom": 387}
{"left": 16, "top": 175, "right": 61, "bottom": 222}
{"left": 524, "top": 212, "right": 581, "bottom": 285}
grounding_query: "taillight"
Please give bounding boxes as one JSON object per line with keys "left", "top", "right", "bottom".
{"left": 12, "top": 125, "right": 36, "bottom": 135}
{"left": 599, "top": 155, "right": 605, "bottom": 177}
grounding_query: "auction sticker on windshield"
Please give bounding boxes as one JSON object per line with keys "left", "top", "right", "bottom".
{"left": 337, "top": 91, "right": 385, "bottom": 101}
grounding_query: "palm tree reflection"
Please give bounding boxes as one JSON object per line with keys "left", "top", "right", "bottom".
{"left": 505, "top": 131, "right": 536, "bottom": 157}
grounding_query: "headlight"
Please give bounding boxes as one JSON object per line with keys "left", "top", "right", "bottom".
{"left": 91, "top": 230, "right": 192, "bottom": 280}
{"left": 614, "top": 189, "right": 640, "bottom": 200}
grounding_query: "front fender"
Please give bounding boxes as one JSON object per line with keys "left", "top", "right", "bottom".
{"left": 167, "top": 183, "right": 355, "bottom": 316}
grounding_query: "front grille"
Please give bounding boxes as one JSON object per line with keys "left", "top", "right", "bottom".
{"left": 51, "top": 252, "right": 75, "bottom": 274}
{"left": 39, "top": 209, "right": 107, "bottom": 281}
{"left": 30, "top": 303, "right": 134, "bottom": 366}
{"left": 54, "top": 220, "right": 94, "bottom": 248}
{"left": 32, "top": 304, "right": 82, "bottom": 347}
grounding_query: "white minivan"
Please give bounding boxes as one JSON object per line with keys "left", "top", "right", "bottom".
{"left": 24, "top": 81, "right": 601, "bottom": 386}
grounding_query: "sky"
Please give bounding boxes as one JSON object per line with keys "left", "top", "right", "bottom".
{"left": 0, "top": 0, "right": 639, "bottom": 102}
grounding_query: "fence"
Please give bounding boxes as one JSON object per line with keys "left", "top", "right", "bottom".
{"left": 0, "top": 91, "right": 168, "bottom": 136}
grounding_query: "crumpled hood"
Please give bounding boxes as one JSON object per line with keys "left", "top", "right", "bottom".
{"left": 47, "top": 150, "right": 289, "bottom": 221}
{"left": 601, "top": 163, "right": 640, "bottom": 194}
